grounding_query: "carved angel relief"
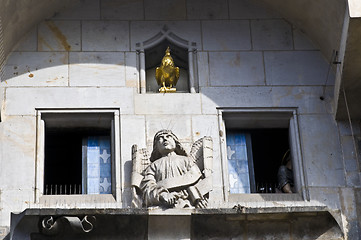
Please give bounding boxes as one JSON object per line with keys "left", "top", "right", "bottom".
{"left": 131, "top": 130, "right": 213, "bottom": 209}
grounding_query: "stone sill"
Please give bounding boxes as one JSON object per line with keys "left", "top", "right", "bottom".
{"left": 38, "top": 194, "right": 117, "bottom": 205}
{"left": 21, "top": 205, "right": 331, "bottom": 217}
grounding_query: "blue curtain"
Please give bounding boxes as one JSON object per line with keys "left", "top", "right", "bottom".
{"left": 226, "top": 132, "right": 251, "bottom": 193}
{"left": 83, "top": 136, "right": 112, "bottom": 194}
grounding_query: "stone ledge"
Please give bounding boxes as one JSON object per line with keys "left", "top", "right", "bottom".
{"left": 19, "top": 205, "right": 331, "bottom": 216}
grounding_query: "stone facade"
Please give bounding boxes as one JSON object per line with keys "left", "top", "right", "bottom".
{"left": 0, "top": 0, "right": 359, "bottom": 239}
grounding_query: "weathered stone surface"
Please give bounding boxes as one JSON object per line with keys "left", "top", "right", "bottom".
{"left": 192, "top": 215, "right": 246, "bottom": 239}
{"left": 343, "top": 156, "right": 359, "bottom": 173}
{"left": 144, "top": 0, "right": 186, "bottom": 20}
{"left": 149, "top": 215, "right": 191, "bottom": 240}
{"left": 0, "top": 87, "right": 4, "bottom": 118}
{"left": 251, "top": 19, "right": 293, "bottom": 50}
{"left": 121, "top": 115, "right": 146, "bottom": 188}
{"left": 52, "top": 0, "right": 101, "bottom": 20}
{"left": 130, "top": 21, "right": 202, "bottom": 51}
{"left": 0, "top": 226, "right": 9, "bottom": 239}
{"left": 340, "top": 188, "right": 359, "bottom": 237}
{"left": 134, "top": 94, "right": 201, "bottom": 115}
{"left": 298, "top": 114, "right": 345, "bottom": 187}
{"left": 38, "top": 20, "right": 81, "bottom": 51}
{"left": 4, "top": 87, "right": 134, "bottom": 116}
{"left": 338, "top": 120, "right": 361, "bottom": 136}
{"left": 191, "top": 115, "right": 218, "bottom": 142}
{"left": 201, "top": 86, "right": 331, "bottom": 114}
{"left": 0, "top": 116, "right": 36, "bottom": 189}
{"left": 208, "top": 52, "right": 264, "bottom": 86}
{"left": 294, "top": 28, "right": 319, "bottom": 50}
{"left": 248, "top": 221, "right": 290, "bottom": 239}
{"left": 101, "top": 0, "right": 144, "bottom": 20}
{"left": 13, "top": 214, "right": 148, "bottom": 240}
{"left": 145, "top": 115, "right": 192, "bottom": 144}
{"left": 308, "top": 187, "right": 341, "bottom": 210}
{"left": 13, "top": 27, "right": 37, "bottom": 52}
{"left": 69, "top": 52, "right": 125, "bottom": 86}
{"left": 229, "top": 0, "right": 281, "bottom": 19}
{"left": 0, "top": 189, "right": 34, "bottom": 227}
{"left": 340, "top": 135, "right": 358, "bottom": 172}
{"left": 346, "top": 171, "right": 361, "bottom": 187}
{"left": 356, "top": 189, "right": 361, "bottom": 235}
{"left": 197, "top": 52, "right": 210, "bottom": 87}
{"left": 264, "top": 51, "right": 333, "bottom": 86}
{"left": 82, "top": 21, "right": 129, "bottom": 51}
{"left": 187, "top": 0, "right": 228, "bottom": 20}
{"left": 191, "top": 115, "right": 222, "bottom": 188}
{"left": 202, "top": 20, "right": 251, "bottom": 51}
{"left": 125, "top": 52, "right": 139, "bottom": 88}
{"left": 2, "top": 52, "right": 68, "bottom": 86}
{"left": 148, "top": 216, "right": 191, "bottom": 239}
{"left": 292, "top": 214, "right": 343, "bottom": 239}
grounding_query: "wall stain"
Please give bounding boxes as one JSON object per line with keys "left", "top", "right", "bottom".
{"left": 38, "top": 36, "right": 54, "bottom": 51}
{"left": 45, "top": 21, "right": 71, "bottom": 51}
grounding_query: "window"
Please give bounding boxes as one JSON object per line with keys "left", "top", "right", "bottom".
{"left": 35, "top": 109, "right": 121, "bottom": 201}
{"left": 219, "top": 108, "right": 308, "bottom": 200}
{"left": 226, "top": 129, "right": 289, "bottom": 194}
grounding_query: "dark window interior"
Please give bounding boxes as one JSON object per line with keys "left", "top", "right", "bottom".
{"left": 44, "top": 127, "right": 110, "bottom": 195}
{"left": 228, "top": 128, "right": 290, "bottom": 193}
{"left": 248, "top": 128, "right": 289, "bottom": 193}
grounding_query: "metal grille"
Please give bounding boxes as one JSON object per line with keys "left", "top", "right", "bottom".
{"left": 44, "top": 184, "right": 82, "bottom": 195}
{"left": 256, "top": 182, "right": 278, "bottom": 193}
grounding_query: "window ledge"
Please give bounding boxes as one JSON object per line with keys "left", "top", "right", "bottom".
{"left": 20, "top": 205, "right": 333, "bottom": 217}
{"left": 39, "top": 194, "right": 116, "bottom": 205}
{"left": 228, "top": 193, "right": 303, "bottom": 202}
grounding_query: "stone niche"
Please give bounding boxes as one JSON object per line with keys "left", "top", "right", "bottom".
{"left": 135, "top": 25, "right": 198, "bottom": 94}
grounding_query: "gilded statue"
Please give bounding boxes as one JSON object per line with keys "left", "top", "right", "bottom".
{"left": 155, "top": 47, "right": 180, "bottom": 93}
{"left": 131, "top": 130, "right": 213, "bottom": 209}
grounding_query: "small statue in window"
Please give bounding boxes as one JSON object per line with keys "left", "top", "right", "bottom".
{"left": 277, "top": 150, "right": 294, "bottom": 193}
{"left": 131, "top": 130, "right": 213, "bottom": 209}
{"left": 155, "top": 47, "right": 180, "bottom": 93}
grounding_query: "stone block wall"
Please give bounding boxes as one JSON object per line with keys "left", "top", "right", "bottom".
{"left": 0, "top": 0, "right": 355, "bottom": 238}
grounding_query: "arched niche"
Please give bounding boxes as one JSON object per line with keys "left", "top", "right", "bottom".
{"left": 135, "top": 26, "right": 198, "bottom": 93}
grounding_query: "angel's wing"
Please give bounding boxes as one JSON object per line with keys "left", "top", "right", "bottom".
{"left": 131, "top": 144, "right": 150, "bottom": 207}
{"left": 189, "top": 136, "right": 213, "bottom": 177}
{"left": 189, "top": 137, "right": 213, "bottom": 198}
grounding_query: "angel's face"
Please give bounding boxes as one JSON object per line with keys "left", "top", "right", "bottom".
{"left": 156, "top": 133, "right": 176, "bottom": 155}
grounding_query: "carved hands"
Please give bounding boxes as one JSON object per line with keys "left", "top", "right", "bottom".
{"left": 160, "top": 192, "right": 181, "bottom": 206}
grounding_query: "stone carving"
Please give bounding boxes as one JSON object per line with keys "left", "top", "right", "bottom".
{"left": 131, "top": 130, "right": 213, "bottom": 209}
{"left": 41, "top": 216, "right": 96, "bottom": 236}
{"left": 155, "top": 47, "right": 180, "bottom": 93}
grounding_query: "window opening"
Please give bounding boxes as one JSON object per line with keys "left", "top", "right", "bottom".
{"left": 42, "top": 113, "right": 113, "bottom": 195}
{"left": 226, "top": 128, "right": 290, "bottom": 194}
